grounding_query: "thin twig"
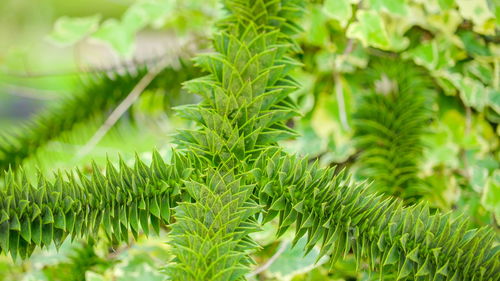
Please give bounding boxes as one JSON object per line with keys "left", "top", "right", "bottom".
{"left": 330, "top": 0, "right": 361, "bottom": 132}
{"left": 246, "top": 241, "right": 289, "bottom": 278}
{"left": 334, "top": 71, "right": 350, "bottom": 130}
{"left": 331, "top": 38, "right": 355, "bottom": 131}
{"left": 75, "top": 57, "right": 171, "bottom": 158}
{"left": 75, "top": 37, "right": 200, "bottom": 158}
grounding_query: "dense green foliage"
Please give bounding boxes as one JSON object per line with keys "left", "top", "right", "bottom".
{"left": 0, "top": 0, "right": 498, "bottom": 280}
{"left": 352, "top": 60, "right": 432, "bottom": 199}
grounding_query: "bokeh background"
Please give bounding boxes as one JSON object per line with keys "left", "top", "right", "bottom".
{"left": 0, "top": 0, "right": 498, "bottom": 280}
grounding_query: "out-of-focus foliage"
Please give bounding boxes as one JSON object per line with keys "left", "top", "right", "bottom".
{"left": 351, "top": 59, "right": 433, "bottom": 200}
{"left": 0, "top": 0, "right": 498, "bottom": 280}
{"left": 46, "top": 0, "right": 223, "bottom": 57}
{"left": 287, "top": 0, "right": 499, "bottom": 223}
{"left": 0, "top": 61, "right": 199, "bottom": 172}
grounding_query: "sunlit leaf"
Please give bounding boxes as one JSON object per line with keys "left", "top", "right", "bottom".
{"left": 369, "top": 0, "right": 408, "bottom": 16}
{"left": 323, "top": 0, "right": 352, "bottom": 27}
{"left": 91, "top": 19, "right": 135, "bottom": 57}
{"left": 347, "top": 10, "right": 389, "bottom": 49}
{"left": 481, "top": 171, "right": 500, "bottom": 224}
{"left": 47, "top": 16, "right": 101, "bottom": 46}
{"left": 266, "top": 238, "right": 327, "bottom": 280}
{"left": 456, "top": 0, "right": 496, "bottom": 35}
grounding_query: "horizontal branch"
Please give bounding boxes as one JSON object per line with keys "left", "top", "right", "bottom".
{"left": 0, "top": 150, "right": 195, "bottom": 260}
{"left": 253, "top": 148, "right": 500, "bottom": 280}
{"left": 0, "top": 60, "right": 199, "bottom": 172}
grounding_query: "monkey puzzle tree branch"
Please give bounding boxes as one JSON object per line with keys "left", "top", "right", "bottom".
{"left": 0, "top": 150, "right": 195, "bottom": 260}
{"left": 1, "top": 1, "right": 499, "bottom": 280}
{"left": 165, "top": 0, "right": 306, "bottom": 278}
{"left": 253, "top": 148, "right": 500, "bottom": 281}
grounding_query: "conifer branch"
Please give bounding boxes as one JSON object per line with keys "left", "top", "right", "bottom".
{"left": 352, "top": 60, "right": 433, "bottom": 199}
{"left": 0, "top": 150, "right": 195, "bottom": 260}
{"left": 0, "top": 1, "right": 498, "bottom": 280}
{"left": 254, "top": 148, "right": 500, "bottom": 280}
{"left": 166, "top": 0, "right": 305, "bottom": 278}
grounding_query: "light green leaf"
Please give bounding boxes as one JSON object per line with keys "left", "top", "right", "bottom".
{"left": 497, "top": 5, "right": 500, "bottom": 26}
{"left": 47, "top": 15, "right": 101, "bottom": 46}
{"left": 422, "top": 113, "right": 460, "bottom": 171}
{"left": 86, "top": 272, "right": 106, "bottom": 281}
{"left": 437, "top": 73, "right": 493, "bottom": 116}
{"left": 490, "top": 90, "right": 500, "bottom": 114}
{"left": 92, "top": 19, "right": 135, "bottom": 57}
{"left": 413, "top": 0, "right": 441, "bottom": 13}
{"left": 457, "top": 76, "right": 490, "bottom": 111}
{"left": 456, "top": 0, "right": 496, "bottom": 35}
{"left": 471, "top": 166, "right": 489, "bottom": 192}
{"left": 406, "top": 41, "right": 439, "bottom": 70}
{"left": 21, "top": 271, "right": 48, "bottom": 281}
{"left": 438, "top": 0, "right": 455, "bottom": 10}
{"left": 426, "top": 10, "right": 462, "bottom": 36}
{"left": 481, "top": 171, "right": 500, "bottom": 224}
{"left": 306, "top": 6, "right": 329, "bottom": 46}
{"left": 465, "top": 61, "right": 493, "bottom": 85}
{"left": 347, "top": 10, "right": 408, "bottom": 51}
{"left": 347, "top": 10, "right": 389, "bottom": 49}
{"left": 369, "top": 0, "right": 408, "bottom": 16}
{"left": 123, "top": 0, "right": 174, "bottom": 31}
{"left": 323, "top": 0, "right": 352, "bottom": 27}
{"left": 267, "top": 238, "right": 327, "bottom": 280}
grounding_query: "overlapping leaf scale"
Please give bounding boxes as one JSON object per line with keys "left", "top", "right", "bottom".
{"left": 0, "top": 61, "right": 198, "bottom": 172}
{"left": 0, "top": 150, "right": 195, "bottom": 260}
{"left": 166, "top": 167, "right": 261, "bottom": 280}
{"left": 176, "top": 0, "right": 304, "bottom": 163}
{"left": 253, "top": 148, "right": 500, "bottom": 280}
{"left": 353, "top": 62, "right": 433, "bottom": 199}
{"left": 167, "top": 0, "right": 305, "bottom": 279}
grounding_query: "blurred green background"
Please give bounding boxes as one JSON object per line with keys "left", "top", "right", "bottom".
{"left": 0, "top": 0, "right": 498, "bottom": 280}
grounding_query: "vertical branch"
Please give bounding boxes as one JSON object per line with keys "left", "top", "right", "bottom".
{"left": 166, "top": 0, "right": 305, "bottom": 278}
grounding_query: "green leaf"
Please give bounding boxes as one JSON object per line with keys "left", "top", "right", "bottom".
{"left": 438, "top": 0, "right": 455, "bottom": 10}
{"left": 267, "top": 238, "right": 327, "bottom": 279}
{"left": 458, "top": 31, "right": 492, "bottom": 57}
{"left": 456, "top": 0, "right": 496, "bottom": 35}
{"left": 369, "top": 0, "right": 408, "bottom": 16}
{"left": 305, "top": 6, "right": 329, "bottom": 46}
{"left": 456, "top": 76, "right": 490, "bottom": 111}
{"left": 323, "top": 0, "right": 352, "bottom": 27}
{"left": 406, "top": 40, "right": 439, "bottom": 70}
{"left": 347, "top": 10, "right": 408, "bottom": 51}
{"left": 123, "top": 0, "right": 174, "bottom": 31}
{"left": 471, "top": 166, "right": 488, "bottom": 192}
{"left": 47, "top": 15, "right": 101, "bottom": 46}
{"left": 86, "top": 272, "right": 106, "bottom": 281}
{"left": 481, "top": 171, "right": 500, "bottom": 224}
{"left": 92, "top": 19, "right": 135, "bottom": 57}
